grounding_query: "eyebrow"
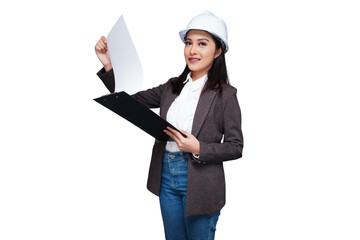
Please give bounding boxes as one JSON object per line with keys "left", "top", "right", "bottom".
{"left": 185, "top": 38, "right": 210, "bottom": 42}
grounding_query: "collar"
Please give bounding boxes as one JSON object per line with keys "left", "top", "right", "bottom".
{"left": 183, "top": 72, "right": 207, "bottom": 92}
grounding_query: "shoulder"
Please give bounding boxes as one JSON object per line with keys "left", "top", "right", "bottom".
{"left": 221, "top": 83, "right": 237, "bottom": 94}
{"left": 209, "top": 84, "right": 239, "bottom": 110}
{"left": 218, "top": 84, "right": 238, "bottom": 102}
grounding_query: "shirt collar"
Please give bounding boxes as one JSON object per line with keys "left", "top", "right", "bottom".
{"left": 183, "top": 72, "right": 207, "bottom": 92}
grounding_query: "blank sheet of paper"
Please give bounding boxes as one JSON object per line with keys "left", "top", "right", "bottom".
{"left": 107, "top": 15, "right": 143, "bottom": 94}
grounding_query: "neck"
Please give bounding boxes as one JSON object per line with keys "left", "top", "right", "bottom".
{"left": 191, "top": 71, "right": 208, "bottom": 81}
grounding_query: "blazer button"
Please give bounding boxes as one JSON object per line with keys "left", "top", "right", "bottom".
{"left": 197, "top": 161, "right": 201, "bottom": 164}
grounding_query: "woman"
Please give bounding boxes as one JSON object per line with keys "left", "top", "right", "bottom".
{"left": 95, "top": 11, "right": 243, "bottom": 240}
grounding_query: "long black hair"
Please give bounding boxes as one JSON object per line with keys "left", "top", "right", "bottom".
{"left": 171, "top": 32, "right": 229, "bottom": 95}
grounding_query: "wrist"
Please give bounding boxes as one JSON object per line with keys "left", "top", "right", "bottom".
{"left": 104, "top": 63, "right": 113, "bottom": 72}
{"left": 194, "top": 141, "right": 200, "bottom": 155}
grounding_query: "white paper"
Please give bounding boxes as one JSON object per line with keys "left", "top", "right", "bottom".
{"left": 107, "top": 15, "right": 143, "bottom": 94}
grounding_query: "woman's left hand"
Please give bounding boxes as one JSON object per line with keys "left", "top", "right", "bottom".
{"left": 164, "top": 127, "right": 200, "bottom": 154}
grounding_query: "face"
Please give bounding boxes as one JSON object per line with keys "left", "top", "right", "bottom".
{"left": 184, "top": 30, "right": 222, "bottom": 80}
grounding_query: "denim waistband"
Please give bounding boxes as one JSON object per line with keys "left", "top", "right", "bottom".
{"left": 163, "top": 150, "right": 189, "bottom": 161}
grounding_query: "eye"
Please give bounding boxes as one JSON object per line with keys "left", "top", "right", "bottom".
{"left": 185, "top": 41, "right": 192, "bottom": 46}
{"left": 199, "top": 42, "right": 207, "bottom": 46}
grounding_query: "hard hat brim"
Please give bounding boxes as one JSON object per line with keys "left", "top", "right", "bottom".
{"left": 179, "top": 29, "right": 229, "bottom": 53}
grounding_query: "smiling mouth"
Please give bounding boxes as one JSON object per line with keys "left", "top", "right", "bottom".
{"left": 189, "top": 58, "right": 200, "bottom": 63}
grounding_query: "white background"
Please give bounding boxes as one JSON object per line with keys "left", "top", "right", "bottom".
{"left": 1, "top": 0, "right": 359, "bottom": 239}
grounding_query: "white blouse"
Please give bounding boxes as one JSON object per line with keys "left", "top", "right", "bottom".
{"left": 165, "top": 72, "right": 207, "bottom": 152}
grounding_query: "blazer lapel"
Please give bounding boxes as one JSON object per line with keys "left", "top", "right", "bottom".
{"left": 191, "top": 90, "right": 217, "bottom": 137}
{"left": 160, "top": 91, "right": 178, "bottom": 119}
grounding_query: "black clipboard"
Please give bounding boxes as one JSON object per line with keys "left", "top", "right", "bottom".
{"left": 94, "top": 91, "right": 186, "bottom": 141}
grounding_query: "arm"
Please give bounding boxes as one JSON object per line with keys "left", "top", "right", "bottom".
{"left": 97, "top": 66, "right": 172, "bottom": 109}
{"left": 95, "top": 36, "right": 115, "bottom": 93}
{"left": 198, "top": 89, "right": 243, "bottom": 163}
{"left": 97, "top": 68, "right": 115, "bottom": 93}
{"left": 164, "top": 89, "right": 243, "bottom": 163}
{"left": 95, "top": 37, "right": 172, "bottom": 108}
{"left": 131, "top": 81, "right": 170, "bottom": 109}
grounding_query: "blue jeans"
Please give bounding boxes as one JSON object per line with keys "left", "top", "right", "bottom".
{"left": 159, "top": 151, "right": 220, "bottom": 240}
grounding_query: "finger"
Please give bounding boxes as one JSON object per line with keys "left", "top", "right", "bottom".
{"left": 164, "top": 129, "right": 176, "bottom": 140}
{"left": 95, "top": 41, "right": 106, "bottom": 50}
{"left": 164, "top": 133, "right": 179, "bottom": 148}
{"left": 95, "top": 47, "right": 107, "bottom": 55}
{"left": 98, "top": 40, "right": 107, "bottom": 49}
{"left": 165, "top": 129, "right": 183, "bottom": 144}
{"left": 179, "top": 129, "right": 191, "bottom": 137}
{"left": 167, "top": 127, "right": 184, "bottom": 140}
{"left": 101, "top": 36, "right": 107, "bottom": 43}
{"left": 95, "top": 45, "right": 105, "bottom": 51}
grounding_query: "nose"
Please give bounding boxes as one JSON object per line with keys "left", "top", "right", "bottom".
{"left": 190, "top": 44, "right": 197, "bottom": 55}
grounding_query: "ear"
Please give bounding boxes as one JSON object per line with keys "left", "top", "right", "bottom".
{"left": 214, "top": 47, "right": 223, "bottom": 59}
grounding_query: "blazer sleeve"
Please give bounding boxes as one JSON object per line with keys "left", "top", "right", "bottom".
{"left": 97, "top": 68, "right": 115, "bottom": 93}
{"left": 197, "top": 89, "right": 243, "bottom": 163}
{"left": 96, "top": 67, "right": 170, "bottom": 109}
{"left": 131, "top": 84, "right": 167, "bottom": 109}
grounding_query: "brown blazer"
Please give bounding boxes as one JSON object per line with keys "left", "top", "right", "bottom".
{"left": 97, "top": 68, "right": 243, "bottom": 217}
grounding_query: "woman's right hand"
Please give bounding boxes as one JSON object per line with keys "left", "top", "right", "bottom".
{"left": 95, "top": 36, "right": 113, "bottom": 72}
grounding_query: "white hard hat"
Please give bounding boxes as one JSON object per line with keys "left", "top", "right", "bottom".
{"left": 179, "top": 11, "right": 229, "bottom": 53}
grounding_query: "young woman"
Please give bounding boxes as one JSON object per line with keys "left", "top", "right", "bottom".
{"left": 95, "top": 11, "right": 243, "bottom": 240}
